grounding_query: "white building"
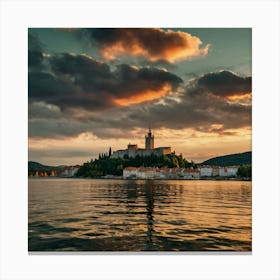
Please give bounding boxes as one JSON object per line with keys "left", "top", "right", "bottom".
{"left": 61, "top": 165, "right": 80, "bottom": 177}
{"left": 199, "top": 166, "right": 213, "bottom": 177}
{"left": 183, "top": 168, "right": 200, "bottom": 179}
{"left": 123, "top": 166, "right": 162, "bottom": 179}
{"left": 219, "top": 166, "right": 239, "bottom": 177}
{"left": 123, "top": 167, "right": 138, "bottom": 178}
{"left": 137, "top": 167, "right": 160, "bottom": 179}
{"left": 123, "top": 167, "right": 200, "bottom": 179}
{"left": 227, "top": 166, "right": 239, "bottom": 177}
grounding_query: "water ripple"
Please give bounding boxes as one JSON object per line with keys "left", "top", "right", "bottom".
{"left": 29, "top": 178, "right": 251, "bottom": 251}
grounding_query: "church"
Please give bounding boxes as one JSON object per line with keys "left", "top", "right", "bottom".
{"left": 110, "top": 128, "right": 172, "bottom": 159}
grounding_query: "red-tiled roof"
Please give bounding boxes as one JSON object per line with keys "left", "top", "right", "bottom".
{"left": 124, "top": 167, "right": 138, "bottom": 171}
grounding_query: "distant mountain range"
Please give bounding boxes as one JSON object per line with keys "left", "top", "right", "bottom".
{"left": 200, "top": 151, "right": 252, "bottom": 166}
{"left": 28, "top": 161, "right": 65, "bottom": 172}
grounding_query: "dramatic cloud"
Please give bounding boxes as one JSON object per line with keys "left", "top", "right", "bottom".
{"left": 196, "top": 70, "right": 252, "bottom": 97}
{"left": 28, "top": 32, "right": 44, "bottom": 70}
{"left": 29, "top": 68, "right": 251, "bottom": 139}
{"left": 29, "top": 53, "right": 183, "bottom": 110}
{"left": 28, "top": 102, "right": 63, "bottom": 119}
{"left": 119, "top": 71, "right": 251, "bottom": 133}
{"left": 28, "top": 118, "right": 91, "bottom": 138}
{"left": 29, "top": 72, "right": 76, "bottom": 99}
{"left": 28, "top": 28, "right": 252, "bottom": 164}
{"left": 78, "top": 28, "right": 210, "bottom": 63}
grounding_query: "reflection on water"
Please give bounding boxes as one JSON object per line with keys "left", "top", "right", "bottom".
{"left": 28, "top": 179, "right": 251, "bottom": 251}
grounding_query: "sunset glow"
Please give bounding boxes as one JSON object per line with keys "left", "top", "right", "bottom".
{"left": 227, "top": 92, "right": 252, "bottom": 101}
{"left": 114, "top": 84, "right": 172, "bottom": 106}
{"left": 28, "top": 28, "right": 251, "bottom": 165}
{"left": 99, "top": 28, "right": 209, "bottom": 63}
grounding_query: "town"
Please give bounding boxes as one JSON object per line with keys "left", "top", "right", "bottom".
{"left": 123, "top": 166, "right": 239, "bottom": 180}
{"left": 29, "top": 129, "right": 250, "bottom": 180}
{"left": 29, "top": 164, "right": 242, "bottom": 180}
{"left": 29, "top": 165, "right": 81, "bottom": 177}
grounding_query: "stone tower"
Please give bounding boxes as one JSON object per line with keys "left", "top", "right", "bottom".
{"left": 145, "top": 128, "right": 154, "bottom": 149}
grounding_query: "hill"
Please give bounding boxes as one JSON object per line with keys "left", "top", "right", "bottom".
{"left": 200, "top": 151, "right": 251, "bottom": 166}
{"left": 76, "top": 154, "right": 195, "bottom": 178}
{"left": 28, "top": 161, "right": 65, "bottom": 172}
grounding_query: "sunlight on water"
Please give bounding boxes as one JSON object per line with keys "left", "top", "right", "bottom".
{"left": 28, "top": 179, "right": 251, "bottom": 251}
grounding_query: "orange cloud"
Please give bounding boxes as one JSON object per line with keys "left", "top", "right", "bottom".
{"left": 227, "top": 92, "right": 251, "bottom": 101}
{"left": 114, "top": 83, "right": 172, "bottom": 106}
{"left": 97, "top": 28, "right": 209, "bottom": 63}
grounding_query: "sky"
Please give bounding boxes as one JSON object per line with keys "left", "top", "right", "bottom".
{"left": 28, "top": 28, "right": 252, "bottom": 165}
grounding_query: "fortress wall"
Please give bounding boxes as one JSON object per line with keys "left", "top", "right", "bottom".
{"left": 111, "top": 150, "right": 128, "bottom": 158}
{"left": 111, "top": 146, "right": 172, "bottom": 159}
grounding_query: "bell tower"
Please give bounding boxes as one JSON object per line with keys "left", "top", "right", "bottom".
{"left": 145, "top": 127, "right": 154, "bottom": 149}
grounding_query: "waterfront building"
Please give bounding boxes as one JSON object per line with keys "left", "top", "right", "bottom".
{"left": 199, "top": 166, "right": 213, "bottom": 177}
{"left": 212, "top": 167, "right": 220, "bottom": 177}
{"left": 137, "top": 167, "right": 160, "bottom": 179}
{"left": 123, "top": 167, "right": 138, "bottom": 178}
{"left": 123, "top": 167, "right": 200, "bottom": 180}
{"left": 226, "top": 166, "right": 239, "bottom": 177}
{"left": 219, "top": 166, "right": 239, "bottom": 177}
{"left": 183, "top": 168, "right": 200, "bottom": 179}
{"left": 123, "top": 165, "right": 239, "bottom": 179}
{"left": 60, "top": 165, "right": 81, "bottom": 177}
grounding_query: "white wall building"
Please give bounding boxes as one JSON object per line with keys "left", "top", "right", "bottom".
{"left": 183, "top": 168, "right": 200, "bottom": 179}
{"left": 227, "top": 166, "right": 239, "bottom": 177}
{"left": 123, "top": 167, "right": 138, "bottom": 178}
{"left": 199, "top": 166, "right": 213, "bottom": 177}
{"left": 137, "top": 167, "right": 160, "bottom": 179}
{"left": 61, "top": 165, "right": 80, "bottom": 177}
{"left": 123, "top": 167, "right": 200, "bottom": 179}
{"left": 219, "top": 166, "right": 239, "bottom": 177}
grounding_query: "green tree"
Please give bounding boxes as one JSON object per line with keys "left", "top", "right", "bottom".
{"left": 237, "top": 165, "right": 252, "bottom": 178}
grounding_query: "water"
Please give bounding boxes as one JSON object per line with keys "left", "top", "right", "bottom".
{"left": 28, "top": 178, "right": 252, "bottom": 252}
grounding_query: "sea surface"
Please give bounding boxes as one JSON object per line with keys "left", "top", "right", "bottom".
{"left": 28, "top": 178, "right": 252, "bottom": 252}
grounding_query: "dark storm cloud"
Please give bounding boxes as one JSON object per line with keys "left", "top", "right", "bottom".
{"left": 50, "top": 53, "right": 182, "bottom": 93}
{"left": 196, "top": 70, "right": 252, "bottom": 97}
{"left": 29, "top": 70, "right": 251, "bottom": 139}
{"left": 28, "top": 72, "right": 75, "bottom": 98}
{"left": 28, "top": 32, "right": 44, "bottom": 70}
{"left": 114, "top": 64, "right": 182, "bottom": 93}
{"left": 50, "top": 53, "right": 113, "bottom": 84}
{"left": 76, "top": 28, "right": 209, "bottom": 63}
{"left": 28, "top": 32, "right": 251, "bottom": 140}
{"left": 28, "top": 118, "right": 90, "bottom": 138}
{"left": 29, "top": 53, "right": 183, "bottom": 110}
{"left": 100, "top": 70, "right": 252, "bottom": 136}
{"left": 28, "top": 102, "right": 62, "bottom": 119}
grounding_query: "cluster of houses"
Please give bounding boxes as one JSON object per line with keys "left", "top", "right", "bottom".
{"left": 59, "top": 165, "right": 81, "bottom": 177}
{"left": 29, "top": 165, "right": 81, "bottom": 177}
{"left": 30, "top": 170, "right": 56, "bottom": 177}
{"left": 123, "top": 166, "right": 239, "bottom": 180}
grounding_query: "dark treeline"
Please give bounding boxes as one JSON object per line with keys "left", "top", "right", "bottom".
{"left": 76, "top": 154, "right": 196, "bottom": 178}
{"left": 237, "top": 165, "right": 252, "bottom": 178}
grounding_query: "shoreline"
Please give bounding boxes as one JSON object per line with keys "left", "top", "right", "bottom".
{"left": 28, "top": 176, "right": 252, "bottom": 182}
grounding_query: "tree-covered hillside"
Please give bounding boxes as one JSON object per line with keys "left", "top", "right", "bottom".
{"left": 201, "top": 151, "right": 252, "bottom": 166}
{"left": 28, "top": 161, "right": 65, "bottom": 172}
{"left": 76, "top": 154, "right": 195, "bottom": 178}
